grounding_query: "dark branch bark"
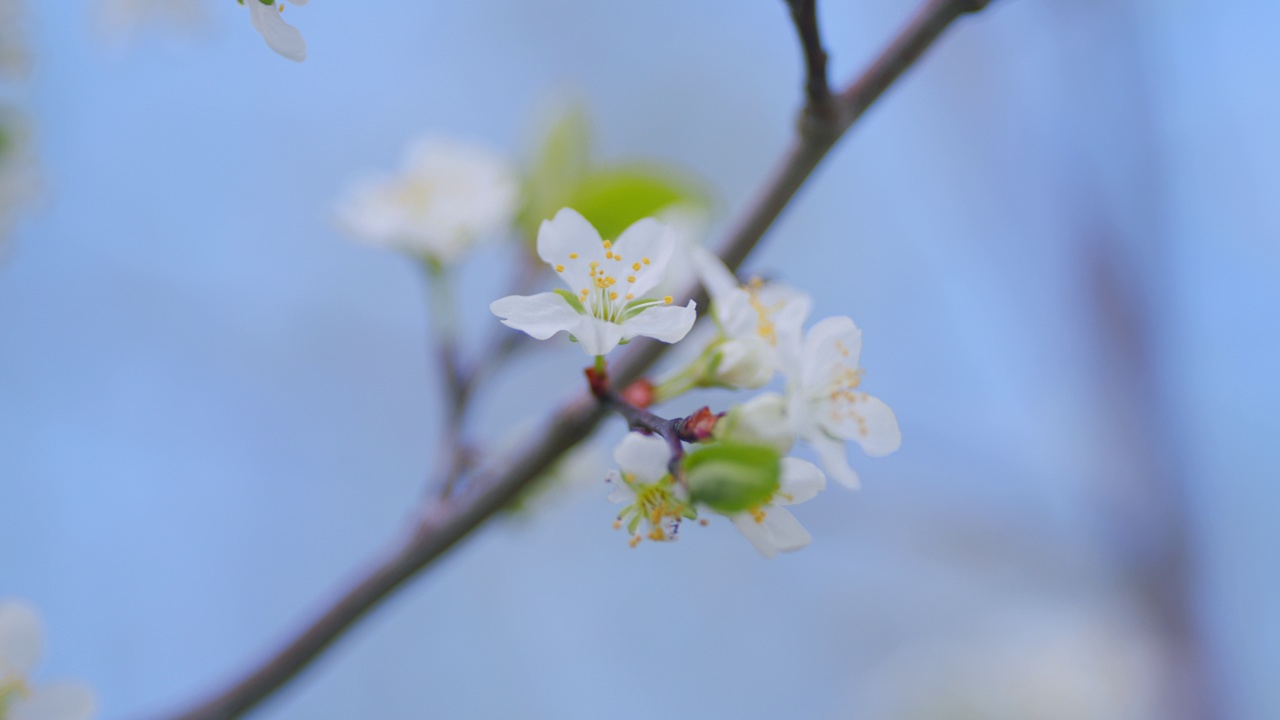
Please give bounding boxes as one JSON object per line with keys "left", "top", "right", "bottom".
{"left": 785, "top": 0, "right": 833, "bottom": 117}
{"left": 158, "top": 1, "right": 999, "bottom": 717}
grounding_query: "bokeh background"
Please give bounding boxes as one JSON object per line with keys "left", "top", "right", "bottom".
{"left": 2, "top": 0, "right": 1278, "bottom": 718}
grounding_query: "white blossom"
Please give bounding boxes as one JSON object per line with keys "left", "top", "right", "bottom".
{"left": 785, "top": 316, "right": 901, "bottom": 489}
{"left": 0, "top": 600, "right": 94, "bottom": 720}
{"left": 490, "top": 208, "right": 698, "bottom": 356}
{"left": 728, "top": 455, "right": 824, "bottom": 559}
{"left": 337, "top": 137, "right": 520, "bottom": 263}
{"left": 238, "top": 0, "right": 308, "bottom": 62}
{"left": 691, "top": 245, "right": 810, "bottom": 388}
{"left": 605, "top": 432, "right": 689, "bottom": 546}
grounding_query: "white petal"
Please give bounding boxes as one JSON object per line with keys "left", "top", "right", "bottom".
{"left": 569, "top": 315, "right": 627, "bottom": 356}
{"left": 810, "top": 433, "right": 860, "bottom": 489}
{"left": 611, "top": 218, "right": 675, "bottom": 297}
{"left": 801, "top": 316, "right": 862, "bottom": 390}
{"left": 688, "top": 242, "right": 739, "bottom": 304}
{"left": 0, "top": 599, "right": 42, "bottom": 678}
{"left": 823, "top": 393, "right": 902, "bottom": 457}
{"left": 715, "top": 288, "right": 760, "bottom": 339}
{"left": 604, "top": 470, "right": 635, "bottom": 504}
{"left": 247, "top": 1, "right": 306, "bottom": 62}
{"left": 764, "top": 286, "right": 811, "bottom": 370}
{"left": 730, "top": 507, "right": 811, "bottom": 558}
{"left": 620, "top": 301, "right": 697, "bottom": 345}
{"left": 537, "top": 208, "right": 606, "bottom": 292}
{"left": 778, "top": 458, "right": 825, "bottom": 505}
{"left": 720, "top": 393, "right": 794, "bottom": 454}
{"left": 11, "top": 683, "right": 96, "bottom": 720}
{"left": 713, "top": 338, "right": 773, "bottom": 389}
{"left": 489, "top": 293, "right": 581, "bottom": 340}
{"left": 612, "top": 432, "right": 671, "bottom": 484}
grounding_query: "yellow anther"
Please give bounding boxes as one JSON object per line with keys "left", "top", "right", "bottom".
{"left": 648, "top": 528, "right": 666, "bottom": 541}
{"left": 627, "top": 275, "right": 636, "bottom": 283}
{"left": 699, "top": 518, "right": 709, "bottom": 526}
{"left": 632, "top": 262, "right": 642, "bottom": 271}
{"left": 625, "top": 294, "right": 634, "bottom": 300}
{"left": 606, "top": 251, "right": 614, "bottom": 259}
{"left": 590, "top": 260, "right": 599, "bottom": 268}
{"left": 629, "top": 535, "right": 642, "bottom": 548}
{"left": 610, "top": 291, "right": 618, "bottom": 300}
{"left": 663, "top": 296, "right": 673, "bottom": 305}
{"left": 555, "top": 264, "right": 565, "bottom": 272}
{"left": 569, "top": 253, "right": 578, "bottom": 259}
{"left": 602, "top": 240, "right": 613, "bottom": 249}
{"left": 612, "top": 519, "right": 622, "bottom": 530}
{"left": 642, "top": 257, "right": 650, "bottom": 265}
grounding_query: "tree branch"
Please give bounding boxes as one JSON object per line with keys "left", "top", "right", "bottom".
{"left": 785, "top": 0, "right": 832, "bottom": 117}
{"left": 158, "top": 1, "right": 998, "bottom": 717}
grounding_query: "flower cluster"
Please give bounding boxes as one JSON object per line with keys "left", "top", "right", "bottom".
{"left": 488, "top": 208, "right": 901, "bottom": 557}
{"left": 0, "top": 600, "right": 94, "bottom": 720}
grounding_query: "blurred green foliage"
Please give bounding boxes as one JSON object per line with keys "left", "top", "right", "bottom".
{"left": 518, "top": 103, "right": 709, "bottom": 244}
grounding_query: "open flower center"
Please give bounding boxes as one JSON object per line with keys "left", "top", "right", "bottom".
{"left": 612, "top": 474, "right": 689, "bottom": 546}
{"left": 745, "top": 277, "right": 780, "bottom": 345}
{"left": 819, "top": 340, "right": 872, "bottom": 433}
{"left": 560, "top": 238, "right": 672, "bottom": 324}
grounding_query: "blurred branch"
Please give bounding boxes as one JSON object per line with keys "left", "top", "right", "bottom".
{"left": 422, "top": 261, "right": 470, "bottom": 498}
{"left": 784, "top": 0, "right": 833, "bottom": 117}
{"left": 160, "top": 1, "right": 999, "bottom": 717}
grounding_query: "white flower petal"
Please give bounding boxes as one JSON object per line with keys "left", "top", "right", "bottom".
{"left": 569, "top": 315, "right": 627, "bottom": 356}
{"left": 730, "top": 506, "right": 811, "bottom": 558}
{"left": 778, "top": 458, "right": 825, "bottom": 505}
{"left": 715, "top": 288, "right": 759, "bottom": 339}
{"left": 247, "top": 0, "right": 305, "bottom": 62}
{"left": 489, "top": 292, "right": 581, "bottom": 340}
{"left": 605, "top": 470, "right": 635, "bottom": 504}
{"left": 611, "top": 218, "right": 675, "bottom": 297}
{"left": 810, "top": 433, "right": 860, "bottom": 489}
{"left": 801, "top": 315, "right": 862, "bottom": 389}
{"left": 713, "top": 338, "right": 773, "bottom": 389}
{"left": 612, "top": 432, "right": 671, "bottom": 484}
{"left": 720, "top": 393, "right": 794, "bottom": 453}
{"left": 537, "top": 208, "right": 606, "bottom": 292}
{"left": 620, "top": 301, "right": 697, "bottom": 345}
{"left": 689, "top": 242, "right": 739, "bottom": 303}
{"left": 823, "top": 393, "right": 902, "bottom": 457}
{"left": 0, "top": 599, "right": 41, "bottom": 678}
{"left": 10, "top": 682, "right": 96, "bottom": 720}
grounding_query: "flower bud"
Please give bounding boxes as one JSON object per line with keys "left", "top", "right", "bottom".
{"left": 710, "top": 339, "right": 773, "bottom": 389}
{"left": 684, "top": 443, "right": 781, "bottom": 513}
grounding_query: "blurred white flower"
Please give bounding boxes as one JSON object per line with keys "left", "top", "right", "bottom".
{"left": 238, "top": 0, "right": 308, "bottom": 62}
{"left": 491, "top": 208, "right": 697, "bottom": 356}
{"left": 712, "top": 393, "right": 825, "bottom": 558}
{"left": 605, "top": 432, "right": 690, "bottom": 546}
{"left": 859, "top": 606, "right": 1169, "bottom": 720}
{"left": 691, "top": 245, "right": 810, "bottom": 388}
{"left": 0, "top": 600, "right": 95, "bottom": 720}
{"left": 338, "top": 137, "right": 519, "bottom": 263}
{"left": 784, "top": 315, "right": 901, "bottom": 488}
{"left": 728, "top": 455, "right": 824, "bottom": 558}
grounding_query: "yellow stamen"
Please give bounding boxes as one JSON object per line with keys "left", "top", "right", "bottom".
{"left": 627, "top": 275, "right": 636, "bottom": 283}
{"left": 555, "top": 264, "right": 565, "bottom": 272}
{"left": 642, "top": 257, "right": 650, "bottom": 265}
{"left": 663, "top": 296, "right": 673, "bottom": 305}
{"left": 632, "top": 262, "right": 642, "bottom": 271}
{"left": 569, "top": 253, "right": 578, "bottom": 259}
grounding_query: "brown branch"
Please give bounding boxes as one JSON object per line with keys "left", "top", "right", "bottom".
{"left": 157, "top": 1, "right": 998, "bottom": 717}
{"left": 785, "top": 0, "right": 833, "bottom": 117}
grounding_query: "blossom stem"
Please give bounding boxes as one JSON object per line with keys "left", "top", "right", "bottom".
{"left": 423, "top": 259, "right": 469, "bottom": 497}
{"left": 160, "top": 2, "right": 1000, "bottom": 717}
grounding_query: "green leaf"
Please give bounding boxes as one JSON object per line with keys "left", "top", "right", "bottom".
{"left": 565, "top": 164, "right": 707, "bottom": 241}
{"left": 684, "top": 443, "right": 781, "bottom": 513}
{"left": 552, "top": 288, "right": 587, "bottom": 314}
{"left": 518, "top": 104, "right": 593, "bottom": 240}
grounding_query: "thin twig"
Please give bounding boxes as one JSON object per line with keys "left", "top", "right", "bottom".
{"left": 159, "top": 2, "right": 998, "bottom": 717}
{"left": 785, "top": 0, "right": 833, "bottom": 117}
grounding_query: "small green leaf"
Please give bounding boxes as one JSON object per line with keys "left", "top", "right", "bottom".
{"left": 553, "top": 288, "right": 587, "bottom": 314}
{"left": 684, "top": 443, "right": 781, "bottom": 513}
{"left": 565, "top": 164, "right": 707, "bottom": 241}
